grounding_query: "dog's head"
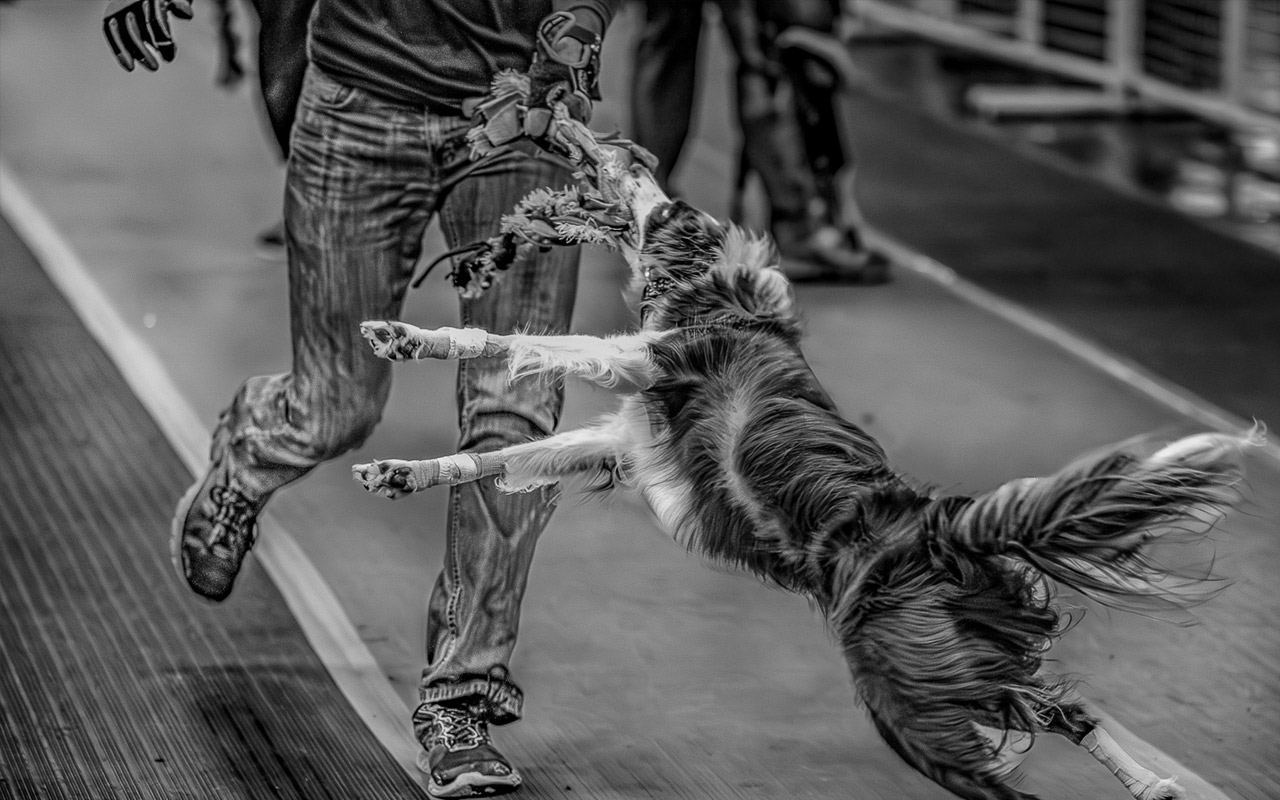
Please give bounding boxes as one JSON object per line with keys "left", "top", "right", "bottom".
{"left": 633, "top": 201, "right": 794, "bottom": 331}
{"left": 639, "top": 200, "right": 725, "bottom": 272}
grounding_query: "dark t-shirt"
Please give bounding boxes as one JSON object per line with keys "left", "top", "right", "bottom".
{"left": 308, "top": 0, "right": 619, "bottom": 111}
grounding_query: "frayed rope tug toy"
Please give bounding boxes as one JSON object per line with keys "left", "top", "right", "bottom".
{"left": 411, "top": 71, "right": 659, "bottom": 298}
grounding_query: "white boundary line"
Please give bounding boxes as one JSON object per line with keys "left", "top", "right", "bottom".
{"left": 866, "top": 229, "right": 1280, "bottom": 467}
{"left": 0, "top": 160, "right": 428, "bottom": 793}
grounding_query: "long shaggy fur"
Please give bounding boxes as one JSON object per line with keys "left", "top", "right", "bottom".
{"left": 506, "top": 333, "right": 658, "bottom": 390}
{"left": 613, "top": 207, "right": 1253, "bottom": 798}
{"left": 358, "top": 186, "right": 1259, "bottom": 800}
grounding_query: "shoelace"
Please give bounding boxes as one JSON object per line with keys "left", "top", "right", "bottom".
{"left": 425, "top": 705, "right": 490, "bottom": 751}
{"left": 206, "top": 486, "right": 256, "bottom": 552}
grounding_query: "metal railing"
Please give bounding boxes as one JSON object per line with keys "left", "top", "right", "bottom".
{"left": 849, "top": 0, "right": 1280, "bottom": 131}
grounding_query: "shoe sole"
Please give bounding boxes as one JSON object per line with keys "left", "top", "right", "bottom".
{"left": 418, "top": 751, "right": 522, "bottom": 798}
{"left": 255, "top": 243, "right": 287, "bottom": 262}
{"left": 780, "top": 255, "right": 892, "bottom": 286}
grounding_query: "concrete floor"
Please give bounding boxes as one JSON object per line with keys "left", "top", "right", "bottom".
{"left": 1, "top": 3, "right": 1277, "bottom": 799}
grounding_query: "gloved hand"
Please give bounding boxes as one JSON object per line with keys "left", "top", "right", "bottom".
{"left": 103, "top": 0, "right": 194, "bottom": 72}
{"left": 524, "top": 10, "right": 603, "bottom": 140}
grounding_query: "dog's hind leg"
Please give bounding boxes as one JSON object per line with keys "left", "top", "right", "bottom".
{"left": 1077, "top": 724, "right": 1186, "bottom": 800}
{"left": 1036, "top": 699, "right": 1186, "bottom": 800}
{"left": 353, "top": 414, "right": 634, "bottom": 499}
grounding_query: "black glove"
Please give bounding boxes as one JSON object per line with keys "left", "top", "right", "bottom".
{"left": 524, "top": 10, "right": 602, "bottom": 138}
{"left": 103, "top": 0, "right": 194, "bottom": 72}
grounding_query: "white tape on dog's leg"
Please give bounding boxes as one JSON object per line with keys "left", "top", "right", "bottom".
{"left": 405, "top": 453, "right": 506, "bottom": 490}
{"left": 1082, "top": 727, "right": 1186, "bottom": 800}
{"left": 410, "top": 454, "right": 491, "bottom": 488}
{"left": 471, "top": 451, "right": 507, "bottom": 479}
{"left": 369, "top": 326, "right": 497, "bottom": 360}
{"left": 406, "top": 459, "right": 441, "bottom": 489}
{"left": 445, "top": 327, "right": 491, "bottom": 359}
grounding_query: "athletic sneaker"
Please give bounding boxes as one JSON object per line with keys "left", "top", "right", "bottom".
{"left": 413, "top": 701, "right": 522, "bottom": 798}
{"left": 170, "top": 428, "right": 263, "bottom": 602}
{"left": 774, "top": 220, "right": 891, "bottom": 283}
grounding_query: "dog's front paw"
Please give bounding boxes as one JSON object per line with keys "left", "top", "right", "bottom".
{"left": 360, "top": 322, "right": 494, "bottom": 361}
{"left": 360, "top": 321, "right": 428, "bottom": 361}
{"left": 352, "top": 459, "right": 423, "bottom": 499}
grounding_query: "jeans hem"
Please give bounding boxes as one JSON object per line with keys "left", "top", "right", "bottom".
{"left": 418, "top": 672, "right": 524, "bottom": 726}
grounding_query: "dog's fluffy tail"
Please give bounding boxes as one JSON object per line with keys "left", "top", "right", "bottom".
{"left": 942, "top": 428, "right": 1260, "bottom": 609}
{"left": 831, "top": 429, "right": 1259, "bottom": 799}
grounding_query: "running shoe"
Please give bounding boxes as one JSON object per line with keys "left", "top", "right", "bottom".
{"left": 170, "top": 425, "right": 263, "bottom": 602}
{"left": 413, "top": 701, "right": 522, "bottom": 798}
{"left": 775, "top": 219, "right": 891, "bottom": 283}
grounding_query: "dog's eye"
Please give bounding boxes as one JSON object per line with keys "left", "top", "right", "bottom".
{"left": 647, "top": 201, "right": 684, "bottom": 234}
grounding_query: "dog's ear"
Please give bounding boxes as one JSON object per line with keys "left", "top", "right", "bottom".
{"left": 714, "top": 226, "right": 793, "bottom": 313}
{"left": 752, "top": 269, "right": 793, "bottom": 315}
{"left": 717, "top": 225, "right": 777, "bottom": 272}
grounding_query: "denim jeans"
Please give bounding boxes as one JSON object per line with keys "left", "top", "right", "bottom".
{"left": 217, "top": 64, "right": 579, "bottom": 724}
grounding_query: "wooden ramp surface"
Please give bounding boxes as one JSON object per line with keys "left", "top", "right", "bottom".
{"left": 0, "top": 215, "right": 426, "bottom": 800}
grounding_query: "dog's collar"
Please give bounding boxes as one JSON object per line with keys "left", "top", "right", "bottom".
{"left": 678, "top": 316, "right": 767, "bottom": 333}
{"left": 641, "top": 270, "right": 770, "bottom": 332}
{"left": 639, "top": 266, "right": 677, "bottom": 325}
{"left": 641, "top": 271, "right": 673, "bottom": 305}
{"left": 641, "top": 266, "right": 772, "bottom": 334}
{"left": 660, "top": 312, "right": 772, "bottom": 334}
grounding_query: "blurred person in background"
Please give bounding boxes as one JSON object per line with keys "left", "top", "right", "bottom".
{"left": 102, "top": 0, "right": 622, "bottom": 796}
{"left": 630, "top": 0, "right": 888, "bottom": 282}
{"left": 211, "top": 0, "right": 317, "bottom": 255}
{"left": 100, "top": 0, "right": 316, "bottom": 255}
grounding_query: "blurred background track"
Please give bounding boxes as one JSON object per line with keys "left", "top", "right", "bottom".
{"left": 1, "top": 2, "right": 1277, "bottom": 799}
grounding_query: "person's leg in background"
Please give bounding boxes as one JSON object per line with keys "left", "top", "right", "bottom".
{"left": 629, "top": 0, "right": 705, "bottom": 193}
{"left": 249, "top": 0, "right": 313, "bottom": 160}
{"left": 731, "top": 0, "right": 889, "bottom": 281}
{"left": 412, "top": 133, "right": 582, "bottom": 798}
{"left": 172, "top": 65, "right": 434, "bottom": 603}
{"left": 762, "top": 0, "right": 847, "bottom": 219}
{"left": 247, "top": 0, "right": 316, "bottom": 253}
{"left": 719, "top": 0, "right": 816, "bottom": 243}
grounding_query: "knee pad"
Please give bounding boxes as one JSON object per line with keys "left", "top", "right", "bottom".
{"left": 780, "top": 43, "right": 839, "bottom": 90}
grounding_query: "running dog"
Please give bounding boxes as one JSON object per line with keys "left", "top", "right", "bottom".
{"left": 351, "top": 93, "right": 1256, "bottom": 800}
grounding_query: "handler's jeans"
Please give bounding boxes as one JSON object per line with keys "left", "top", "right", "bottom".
{"left": 217, "top": 64, "right": 579, "bottom": 724}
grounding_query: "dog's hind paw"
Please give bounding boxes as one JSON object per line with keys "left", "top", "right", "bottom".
{"left": 1140, "top": 778, "right": 1186, "bottom": 800}
{"left": 352, "top": 459, "right": 423, "bottom": 500}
